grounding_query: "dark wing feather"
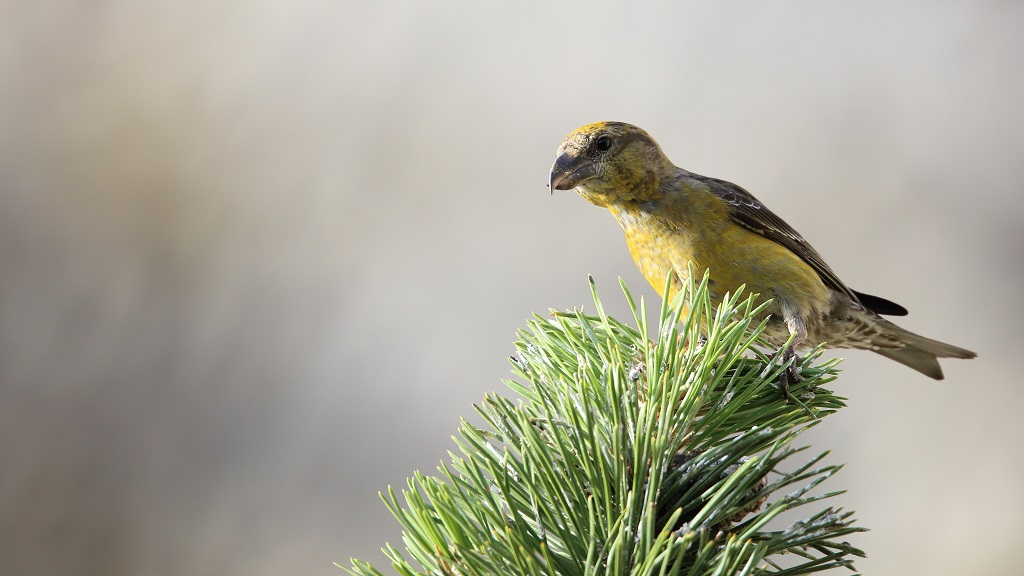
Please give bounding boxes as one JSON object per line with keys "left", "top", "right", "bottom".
{"left": 696, "top": 174, "right": 910, "bottom": 316}
{"left": 852, "top": 290, "right": 908, "bottom": 316}
{"left": 691, "top": 174, "right": 860, "bottom": 302}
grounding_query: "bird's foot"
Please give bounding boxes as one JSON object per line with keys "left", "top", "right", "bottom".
{"left": 777, "top": 346, "right": 802, "bottom": 403}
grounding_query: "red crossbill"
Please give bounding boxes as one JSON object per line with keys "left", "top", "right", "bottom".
{"left": 549, "top": 121, "right": 975, "bottom": 393}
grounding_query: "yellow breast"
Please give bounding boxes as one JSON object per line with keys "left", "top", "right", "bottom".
{"left": 612, "top": 200, "right": 830, "bottom": 321}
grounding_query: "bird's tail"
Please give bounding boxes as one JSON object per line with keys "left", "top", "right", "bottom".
{"left": 871, "top": 320, "right": 976, "bottom": 380}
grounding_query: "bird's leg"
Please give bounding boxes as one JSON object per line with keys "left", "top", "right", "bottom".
{"left": 777, "top": 298, "right": 806, "bottom": 402}
{"left": 778, "top": 345, "right": 797, "bottom": 401}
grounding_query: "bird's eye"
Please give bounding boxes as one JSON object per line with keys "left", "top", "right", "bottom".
{"left": 595, "top": 135, "right": 612, "bottom": 151}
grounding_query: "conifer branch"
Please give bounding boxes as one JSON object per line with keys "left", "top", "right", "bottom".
{"left": 346, "top": 275, "right": 865, "bottom": 575}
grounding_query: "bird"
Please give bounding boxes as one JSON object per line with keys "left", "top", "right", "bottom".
{"left": 548, "top": 121, "right": 975, "bottom": 395}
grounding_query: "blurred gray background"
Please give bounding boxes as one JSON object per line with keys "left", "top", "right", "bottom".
{"left": 2, "top": 2, "right": 1022, "bottom": 575}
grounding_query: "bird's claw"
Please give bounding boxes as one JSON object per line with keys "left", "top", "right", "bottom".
{"left": 777, "top": 346, "right": 802, "bottom": 403}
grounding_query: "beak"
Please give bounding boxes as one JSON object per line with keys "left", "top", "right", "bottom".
{"left": 548, "top": 151, "right": 596, "bottom": 195}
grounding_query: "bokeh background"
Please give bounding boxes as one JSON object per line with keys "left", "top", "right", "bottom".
{"left": 2, "top": 2, "right": 1022, "bottom": 575}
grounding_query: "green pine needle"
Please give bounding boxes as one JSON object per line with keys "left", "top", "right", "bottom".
{"left": 345, "top": 274, "right": 865, "bottom": 576}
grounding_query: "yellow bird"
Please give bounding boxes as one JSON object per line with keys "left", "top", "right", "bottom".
{"left": 549, "top": 121, "right": 975, "bottom": 393}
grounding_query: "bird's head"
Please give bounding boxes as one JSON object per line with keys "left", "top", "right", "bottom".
{"left": 548, "top": 121, "right": 673, "bottom": 207}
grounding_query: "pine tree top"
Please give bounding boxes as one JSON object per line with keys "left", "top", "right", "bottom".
{"left": 347, "top": 274, "right": 865, "bottom": 576}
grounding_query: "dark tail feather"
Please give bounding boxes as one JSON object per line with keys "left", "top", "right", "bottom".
{"left": 872, "top": 322, "right": 977, "bottom": 380}
{"left": 874, "top": 347, "right": 946, "bottom": 379}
